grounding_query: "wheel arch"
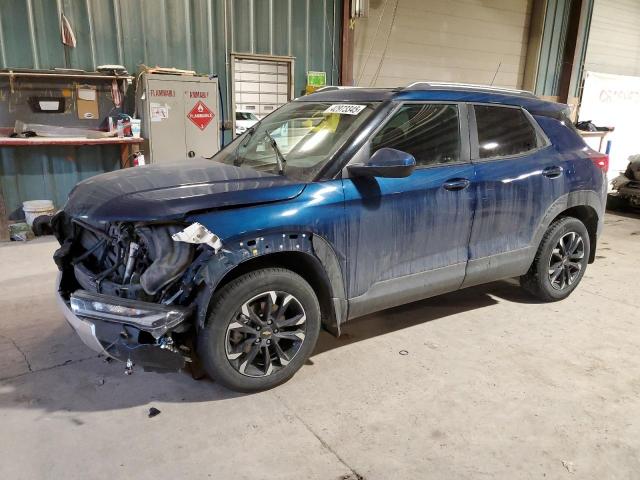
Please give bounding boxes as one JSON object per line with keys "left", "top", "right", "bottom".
{"left": 194, "top": 232, "right": 347, "bottom": 336}
{"left": 550, "top": 205, "right": 599, "bottom": 263}
{"left": 531, "top": 190, "right": 603, "bottom": 265}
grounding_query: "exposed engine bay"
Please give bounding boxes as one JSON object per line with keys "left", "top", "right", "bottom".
{"left": 52, "top": 212, "right": 216, "bottom": 373}
{"left": 70, "top": 221, "right": 194, "bottom": 302}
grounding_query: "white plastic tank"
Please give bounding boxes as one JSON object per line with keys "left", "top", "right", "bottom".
{"left": 22, "top": 200, "right": 55, "bottom": 226}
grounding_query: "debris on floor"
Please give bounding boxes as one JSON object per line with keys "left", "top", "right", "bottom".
{"left": 562, "top": 460, "right": 575, "bottom": 474}
{"left": 340, "top": 473, "right": 364, "bottom": 480}
{"left": 148, "top": 407, "right": 161, "bottom": 418}
{"left": 9, "top": 223, "right": 34, "bottom": 241}
{"left": 399, "top": 350, "right": 409, "bottom": 356}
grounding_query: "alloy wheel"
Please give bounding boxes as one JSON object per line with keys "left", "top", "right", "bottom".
{"left": 225, "top": 291, "right": 306, "bottom": 377}
{"left": 548, "top": 231, "right": 585, "bottom": 290}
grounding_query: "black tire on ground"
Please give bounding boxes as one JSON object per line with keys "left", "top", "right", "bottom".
{"left": 606, "top": 193, "right": 629, "bottom": 211}
{"left": 31, "top": 214, "right": 53, "bottom": 236}
{"left": 197, "top": 268, "right": 321, "bottom": 392}
{"left": 520, "top": 216, "right": 590, "bottom": 302}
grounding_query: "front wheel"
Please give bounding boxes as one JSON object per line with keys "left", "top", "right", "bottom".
{"left": 197, "top": 268, "right": 321, "bottom": 392}
{"left": 520, "top": 216, "right": 590, "bottom": 302}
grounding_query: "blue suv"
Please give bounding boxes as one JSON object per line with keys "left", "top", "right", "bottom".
{"left": 53, "top": 82, "right": 608, "bottom": 391}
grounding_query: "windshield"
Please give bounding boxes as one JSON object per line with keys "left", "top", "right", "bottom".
{"left": 214, "top": 101, "right": 378, "bottom": 181}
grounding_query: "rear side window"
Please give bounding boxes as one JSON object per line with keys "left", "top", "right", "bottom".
{"left": 372, "top": 104, "right": 461, "bottom": 166}
{"left": 474, "top": 105, "right": 538, "bottom": 158}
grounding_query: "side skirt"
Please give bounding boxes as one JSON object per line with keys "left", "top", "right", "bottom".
{"left": 347, "top": 263, "right": 466, "bottom": 320}
{"left": 461, "top": 246, "right": 534, "bottom": 289}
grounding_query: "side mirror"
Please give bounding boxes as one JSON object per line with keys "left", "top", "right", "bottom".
{"left": 347, "top": 147, "right": 416, "bottom": 178}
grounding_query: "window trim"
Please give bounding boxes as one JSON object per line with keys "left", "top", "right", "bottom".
{"left": 468, "top": 103, "right": 551, "bottom": 163}
{"left": 324, "top": 100, "right": 396, "bottom": 181}
{"left": 345, "top": 101, "right": 471, "bottom": 174}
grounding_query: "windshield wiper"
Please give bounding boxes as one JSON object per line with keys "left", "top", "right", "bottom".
{"left": 264, "top": 131, "right": 287, "bottom": 175}
{"left": 234, "top": 126, "right": 256, "bottom": 167}
{"left": 242, "top": 126, "right": 256, "bottom": 144}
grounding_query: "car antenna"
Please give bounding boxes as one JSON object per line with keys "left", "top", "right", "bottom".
{"left": 490, "top": 61, "right": 502, "bottom": 86}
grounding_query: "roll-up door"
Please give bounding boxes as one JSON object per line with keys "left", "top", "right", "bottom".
{"left": 353, "top": 0, "right": 533, "bottom": 89}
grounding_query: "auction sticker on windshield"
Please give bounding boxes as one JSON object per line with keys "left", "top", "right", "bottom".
{"left": 324, "top": 104, "right": 366, "bottom": 115}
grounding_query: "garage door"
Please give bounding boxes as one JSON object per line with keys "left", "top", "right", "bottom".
{"left": 353, "top": 0, "right": 532, "bottom": 89}
{"left": 583, "top": 0, "right": 640, "bottom": 77}
{"left": 232, "top": 55, "right": 292, "bottom": 120}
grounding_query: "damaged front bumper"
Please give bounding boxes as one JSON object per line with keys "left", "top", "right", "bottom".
{"left": 56, "top": 274, "right": 192, "bottom": 372}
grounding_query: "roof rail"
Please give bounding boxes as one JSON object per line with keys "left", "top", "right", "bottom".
{"left": 404, "top": 81, "right": 536, "bottom": 98}
{"left": 313, "top": 85, "right": 362, "bottom": 93}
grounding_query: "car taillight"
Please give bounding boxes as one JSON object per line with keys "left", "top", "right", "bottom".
{"left": 591, "top": 154, "right": 609, "bottom": 173}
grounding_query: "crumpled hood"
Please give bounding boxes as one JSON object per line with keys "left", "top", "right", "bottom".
{"left": 64, "top": 159, "right": 306, "bottom": 222}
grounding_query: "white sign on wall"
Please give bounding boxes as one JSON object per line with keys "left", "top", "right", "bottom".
{"left": 579, "top": 71, "right": 640, "bottom": 176}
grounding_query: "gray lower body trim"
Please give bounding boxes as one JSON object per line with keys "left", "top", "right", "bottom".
{"left": 531, "top": 189, "right": 604, "bottom": 250}
{"left": 463, "top": 189, "right": 605, "bottom": 287}
{"left": 347, "top": 263, "right": 465, "bottom": 320}
{"left": 461, "top": 246, "right": 534, "bottom": 289}
{"left": 312, "top": 235, "right": 348, "bottom": 332}
{"left": 345, "top": 190, "right": 605, "bottom": 324}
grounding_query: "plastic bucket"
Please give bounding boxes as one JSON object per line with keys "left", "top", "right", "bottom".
{"left": 23, "top": 200, "right": 55, "bottom": 226}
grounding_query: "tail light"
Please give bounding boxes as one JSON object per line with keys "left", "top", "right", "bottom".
{"left": 591, "top": 153, "right": 609, "bottom": 173}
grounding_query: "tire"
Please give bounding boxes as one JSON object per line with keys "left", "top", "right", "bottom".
{"left": 520, "top": 216, "right": 590, "bottom": 302}
{"left": 197, "top": 268, "right": 321, "bottom": 392}
{"left": 606, "top": 193, "right": 628, "bottom": 211}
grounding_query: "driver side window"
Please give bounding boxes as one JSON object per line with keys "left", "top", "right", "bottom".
{"left": 372, "top": 104, "right": 461, "bottom": 167}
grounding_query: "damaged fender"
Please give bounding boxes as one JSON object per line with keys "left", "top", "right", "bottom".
{"left": 192, "top": 232, "right": 347, "bottom": 335}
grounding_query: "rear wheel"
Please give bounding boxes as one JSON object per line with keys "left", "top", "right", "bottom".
{"left": 520, "top": 217, "right": 590, "bottom": 302}
{"left": 197, "top": 268, "right": 320, "bottom": 392}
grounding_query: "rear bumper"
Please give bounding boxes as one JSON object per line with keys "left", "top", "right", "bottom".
{"left": 55, "top": 273, "right": 190, "bottom": 372}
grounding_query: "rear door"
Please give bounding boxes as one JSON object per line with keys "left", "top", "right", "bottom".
{"left": 343, "top": 102, "right": 476, "bottom": 318}
{"left": 462, "top": 104, "right": 567, "bottom": 287}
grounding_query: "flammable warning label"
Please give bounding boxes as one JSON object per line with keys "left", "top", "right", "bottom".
{"left": 187, "top": 101, "right": 215, "bottom": 130}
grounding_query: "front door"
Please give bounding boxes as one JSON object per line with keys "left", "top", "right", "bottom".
{"left": 342, "top": 102, "right": 476, "bottom": 319}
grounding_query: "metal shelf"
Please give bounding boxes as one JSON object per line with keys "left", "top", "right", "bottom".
{"left": 0, "top": 136, "right": 143, "bottom": 147}
{"left": 0, "top": 71, "right": 133, "bottom": 81}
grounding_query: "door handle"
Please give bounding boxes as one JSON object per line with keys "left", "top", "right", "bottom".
{"left": 442, "top": 178, "right": 470, "bottom": 191}
{"left": 542, "top": 166, "right": 563, "bottom": 178}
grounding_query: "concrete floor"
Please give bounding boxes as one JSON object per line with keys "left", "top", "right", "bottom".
{"left": 1, "top": 211, "right": 639, "bottom": 479}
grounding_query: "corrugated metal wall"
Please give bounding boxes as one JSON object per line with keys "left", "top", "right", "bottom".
{"left": 0, "top": 0, "right": 342, "bottom": 216}
{"left": 534, "top": 0, "right": 572, "bottom": 97}
{"left": 533, "top": 0, "right": 594, "bottom": 101}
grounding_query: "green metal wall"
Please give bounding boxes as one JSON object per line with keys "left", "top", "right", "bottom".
{"left": 535, "top": 0, "right": 573, "bottom": 97}
{"left": 0, "top": 0, "right": 342, "bottom": 216}
{"left": 534, "top": 0, "right": 594, "bottom": 99}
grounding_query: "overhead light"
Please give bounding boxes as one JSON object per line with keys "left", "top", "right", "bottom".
{"left": 482, "top": 142, "right": 499, "bottom": 150}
